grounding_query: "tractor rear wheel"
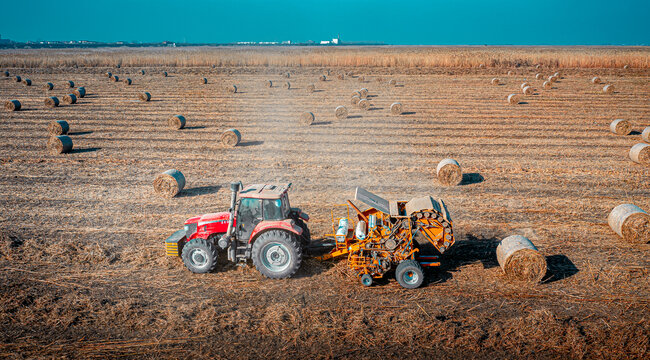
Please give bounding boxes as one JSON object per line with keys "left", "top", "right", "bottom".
{"left": 181, "top": 238, "right": 218, "bottom": 273}
{"left": 252, "top": 230, "right": 302, "bottom": 279}
{"left": 395, "top": 260, "right": 425, "bottom": 289}
{"left": 294, "top": 218, "right": 311, "bottom": 246}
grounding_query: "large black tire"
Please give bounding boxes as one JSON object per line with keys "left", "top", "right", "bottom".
{"left": 294, "top": 218, "right": 311, "bottom": 245}
{"left": 181, "top": 238, "right": 218, "bottom": 274}
{"left": 395, "top": 259, "right": 425, "bottom": 289}
{"left": 252, "top": 230, "right": 302, "bottom": 279}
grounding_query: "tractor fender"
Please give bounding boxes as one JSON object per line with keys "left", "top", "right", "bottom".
{"left": 248, "top": 219, "right": 303, "bottom": 244}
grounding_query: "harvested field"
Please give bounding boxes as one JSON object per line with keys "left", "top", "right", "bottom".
{"left": 0, "top": 47, "right": 649, "bottom": 359}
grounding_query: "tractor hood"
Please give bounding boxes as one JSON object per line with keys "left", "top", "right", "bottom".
{"left": 185, "top": 212, "right": 230, "bottom": 225}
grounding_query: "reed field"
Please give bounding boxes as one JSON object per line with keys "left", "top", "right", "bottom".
{"left": 0, "top": 46, "right": 649, "bottom": 359}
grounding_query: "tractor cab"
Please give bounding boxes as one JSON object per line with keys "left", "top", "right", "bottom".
{"left": 236, "top": 184, "right": 294, "bottom": 242}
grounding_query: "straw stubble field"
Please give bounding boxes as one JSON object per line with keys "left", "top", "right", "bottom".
{"left": 0, "top": 47, "right": 649, "bottom": 359}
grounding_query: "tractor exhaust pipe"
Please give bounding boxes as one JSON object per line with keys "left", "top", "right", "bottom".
{"left": 219, "top": 181, "right": 241, "bottom": 261}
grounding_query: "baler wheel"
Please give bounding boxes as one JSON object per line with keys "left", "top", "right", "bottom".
{"left": 360, "top": 274, "right": 373, "bottom": 287}
{"left": 395, "top": 260, "right": 425, "bottom": 289}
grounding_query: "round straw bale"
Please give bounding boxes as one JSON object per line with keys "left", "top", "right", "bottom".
{"left": 163, "top": 71, "right": 168, "bottom": 77}
{"left": 642, "top": 127, "right": 650, "bottom": 143}
{"left": 337, "top": 73, "right": 345, "bottom": 80}
{"left": 284, "top": 72, "right": 290, "bottom": 78}
{"left": 324, "top": 70, "right": 330, "bottom": 76}
{"left": 300, "top": 112, "right": 314, "bottom": 125}
{"left": 351, "top": 95, "right": 360, "bottom": 105}
{"left": 307, "top": 84, "right": 315, "bottom": 92}
{"left": 47, "top": 135, "right": 73, "bottom": 154}
{"left": 608, "top": 204, "right": 649, "bottom": 243}
{"left": 44, "top": 82, "right": 54, "bottom": 90}
{"left": 63, "top": 94, "right": 77, "bottom": 104}
{"left": 491, "top": 78, "right": 500, "bottom": 85}
{"left": 390, "top": 102, "right": 403, "bottom": 115}
{"left": 388, "top": 79, "right": 396, "bottom": 86}
{"left": 168, "top": 115, "right": 186, "bottom": 130}
{"left": 319, "top": 75, "right": 326, "bottom": 81}
{"left": 535, "top": 73, "right": 542, "bottom": 80}
{"left": 522, "top": 86, "right": 533, "bottom": 95}
{"left": 609, "top": 119, "right": 631, "bottom": 135}
{"left": 153, "top": 169, "right": 186, "bottom": 198}
{"left": 335, "top": 106, "right": 348, "bottom": 119}
{"left": 507, "top": 71, "right": 513, "bottom": 76}
{"left": 548, "top": 75, "right": 557, "bottom": 83}
{"left": 201, "top": 77, "right": 207, "bottom": 84}
{"left": 221, "top": 129, "right": 241, "bottom": 147}
{"left": 591, "top": 76, "right": 601, "bottom": 84}
{"left": 105, "top": 72, "right": 112, "bottom": 78}
{"left": 352, "top": 90, "right": 361, "bottom": 98}
{"left": 507, "top": 94, "right": 520, "bottom": 105}
{"left": 266, "top": 80, "right": 273, "bottom": 88}
{"left": 14, "top": 75, "right": 21, "bottom": 82}
{"left": 116, "top": 64, "right": 121, "bottom": 69}
{"left": 554, "top": 72, "right": 561, "bottom": 78}
{"left": 283, "top": 82, "right": 290, "bottom": 89}
{"left": 45, "top": 96, "right": 59, "bottom": 108}
{"left": 4, "top": 100, "right": 21, "bottom": 111}
{"left": 73, "top": 87, "right": 86, "bottom": 98}
{"left": 623, "top": 65, "right": 629, "bottom": 69}
{"left": 3, "top": 71, "right": 8, "bottom": 77}
{"left": 66, "top": 81, "right": 74, "bottom": 88}
{"left": 139, "top": 92, "right": 151, "bottom": 101}
{"left": 141, "top": 70, "right": 145, "bottom": 75}
{"left": 520, "top": 82, "right": 530, "bottom": 89}
{"left": 112, "top": 75, "right": 119, "bottom": 82}
{"left": 48, "top": 120, "right": 69, "bottom": 135}
{"left": 479, "top": 63, "right": 485, "bottom": 68}
{"left": 542, "top": 81, "right": 551, "bottom": 90}
{"left": 358, "top": 99, "right": 369, "bottom": 110}
{"left": 629, "top": 143, "right": 650, "bottom": 165}
{"left": 436, "top": 158, "right": 462, "bottom": 186}
{"left": 359, "top": 88, "right": 368, "bottom": 97}
{"left": 229, "top": 85, "right": 238, "bottom": 93}
{"left": 603, "top": 84, "right": 614, "bottom": 94}
{"left": 535, "top": 64, "right": 541, "bottom": 69}
{"left": 124, "top": 78, "right": 132, "bottom": 85}
{"left": 22, "top": 78, "right": 31, "bottom": 86}
{"left": 496, "top": 235, "right": 546, "bottom": 283}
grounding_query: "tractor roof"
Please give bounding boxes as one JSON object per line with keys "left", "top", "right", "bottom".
{"left": 239, "top": 183, "right": 291, "bottom": 199}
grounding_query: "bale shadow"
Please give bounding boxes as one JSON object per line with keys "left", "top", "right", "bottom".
{"left": 518, "top": 101, "right": 529, "bottom": 105}
{"left": 402, "top": 111, "right": 416, "bottom": 115}
{"left": 184, "top": 126, "right": 206, "bottom": 130}
{"left": 68, "top": 131, "right": 93, "bottom": 136}
{"left": 368, "top": 107, "right": 383, "bottom": 111}
{"left": 312, "top": 121, "right": 331, "bottom": 126}
{"left": 629, "top": 130, "right": 641, "bottom": 135}
{"left": 347, "top": 115, "right": 362, "bottom": 119}
{"left": 395, "top": 84, "right": 405, "bottom": 87}
{"left": 238, "top": 140, "right": 264, "bottom": 147}
{"left": 542, "top": 255, "right": 578, "bottom": 283}
{"left": 313, "top": 90, "right": 324, "bottom": 93}
{"left": 179, "top": 185, "right": 221, "bottom": 198}
{"left": 71, "top": 147, "right": 101, "bottom": 154}
{"left": 367, "top": 95, "right": 378, "bottom": 98}
{"left": 460, "top": 173, "right": 484, "bottom": 185}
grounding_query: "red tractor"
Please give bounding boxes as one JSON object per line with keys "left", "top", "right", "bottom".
{"left": 165, "top": 182, "right": 310, "bottom": 279}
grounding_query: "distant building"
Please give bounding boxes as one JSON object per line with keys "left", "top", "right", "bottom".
{"left": 282, "top": 40, "right": 291, "bottom": 45}
{"left": 320, "top": 40, "right": 330, "bottom": 45}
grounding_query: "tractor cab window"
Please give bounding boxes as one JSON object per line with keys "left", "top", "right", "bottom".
{"left": 239, "top": 198, "right": 262, "bottom": 223}
{"left": 263, "top": 199, "right": 284, "bottom": 221}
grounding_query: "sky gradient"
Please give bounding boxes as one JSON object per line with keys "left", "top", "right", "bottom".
{"left": 2, "top": 0, "right": 649, "bottom": 45}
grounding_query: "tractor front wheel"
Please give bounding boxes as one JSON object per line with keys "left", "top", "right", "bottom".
{"left": 395, "top": 260, "right": 425, "bottom": 289}
{"left": 181, "top": 238, "right": 218, "bottom": 274}
{"left": 252, "top": 230, "right": 302, "bottom": 279}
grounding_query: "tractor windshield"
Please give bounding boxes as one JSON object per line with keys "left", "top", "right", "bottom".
{"left": 263, "top": 195, "right": 289, "bottom": 221}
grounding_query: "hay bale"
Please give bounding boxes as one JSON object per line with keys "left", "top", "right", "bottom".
{"left": 45, "top": 96, "right": 60, "bottom": 108}
{"left": 351, "top": 95, "right": 360, "bottom": 105}
{"left": 478, "top": 63, "right": 485, "bottom": 68}
{"left": 507, "top": 71, "right": 513, "bottom": 76}
{"left": 491, "top": 78, "right": 500, "bottom": 85}
{"left": 436, "top": 158, "right": 462, "bottom": 186}
{"left": 522, "top": 86, "right": 533, "bottom": 95}
{"left": 141, "top": 70, "right": 145, "bottom": 75}
{"left": 319, "top": 75, "right": 326, "bottom": 81}
{"left": 642, "top": 127, "right": 650, "bottom": 143}
{"left": 629, "top": 143, "right": 650, "bottom": 165}
{"left": 63, "top": 94, "right": 77, "bottom": 104}
{"left": 44, "top": 82, "right": 54, "bottom": 90}
{"left": 163, "top": 71, "right": 168, "bottom": 77}
{"left": 4, "top": 100, "right": 21, "bottom": 111}
{"left": 229, "top": 85, "right": 238, "bottom": 93}
{"left": 535, "top": 64, "right": 541, "bottom": 69}
{"left": 283, "top": 82, "right": 291, "bottom": 89}
{"left": 496, "top": 235, "right": 547, "bottom": 283}
{"left": 153, "top": 169, "right": 186, "bottom": 198}
{"left": 105, "top": 72, "right": 112, "bottom": 78}
{"left": 352, "top": 90, "right": 361, "bottom": 98}
{"left": 608, "top": 204, "right": 649, "bottom": 243}
{"left": 116, "top": 64, "right": 121, "bottom": 69}
{"left": 390, "top": 102, "right": 403, "bottom": 115}
{"left": 266, "top": 80, "right": 273, "bottom": 88}
{"left": 306, "top": 84, "right": 315, "bottom": 92}
{"left": 359, "top": 88, "right": 368, "bottom": 98}
{"left": 535, "top": 73, "right": 542, "bottom": 80}
{"left": 66, "top": 81, "right": 74, "bottom": 88}
{"left": 610, "top": 119, "right": 631, "bottom": 135}
{"left": 48, "top": 120, "right": 69, "bottom": 135}
{"left": 548, "top": 75, "right": 557, "bottom": 83}
{"left": 388, "top": 79, "right": 396, "bottom": 86}
{"left": 139, "top": 92, "right": 151, "bottom": 102}
{"left": 47, "top": 135, "right": 73, "bottom": 154}
{"left": 284, "top": 72, "right": 291, "bottom": 78}
{"left": 358, "top": 99, "right": 369, "bottom": 110}
{"left": 73, "top": 87, "right": 86, "bottom": 98}
{"left": 201, "top": 77, "right": 207, "bottom": 84}
{"left": 623, "top": 65, "right": 630, "bottom": 69}
{"left": 507, "top": 94, "right": 520, "bottom": 105}
{"left": 22, "top": 78, "right": 31, "bottom": 86}
{"left": 553, "top": 72, "right": 561, "bottom": 78}
{"left": 335, "top": 106, "right": 348, "bottom": 119}
{"left": 3, "top": 71, "right": 8, "bottom": 77}
{"left": 520, "top": 82, "right": 530, "bottom": 89}
{"left": 14, "top": 75, "right": 21, "bottom": 82}
{"left": 337, "top": 73, "right": 345, "bottom": 80}
{"left": 124, "top": 78, "right": 132, "bottom": 85}
{"left": 542, "top": 81, "right": 551, "bottom": 90}
{"left": 300, "top": 112, "right": 314, "bottom": 125}
{"left": 603, "top": 84, "right": 614, "bottom": 94}
{"left": 168, "top": 115, "right": 186, "bottom": 130}
{"left": 112, "top": 75, "right": 119, "bottom": 82}
{"left": 221, "top": 129, "right": 241, "bottom": 147}
{"left": 591, "top": 76, "right": 601, "bottom": 84}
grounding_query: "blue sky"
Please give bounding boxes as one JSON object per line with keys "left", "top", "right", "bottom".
{"left": 2, "top": 0, "right": 649, "bottom": 45}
